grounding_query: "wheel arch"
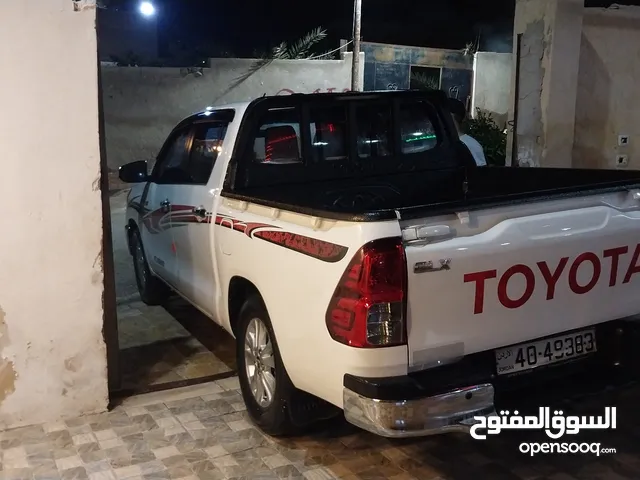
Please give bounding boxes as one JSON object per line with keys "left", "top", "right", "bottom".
{"left": 228, "top": 276, "right": 263, "bottom": 338}
{"left": 126, "top": 219, "right": 139, "bottom": 256}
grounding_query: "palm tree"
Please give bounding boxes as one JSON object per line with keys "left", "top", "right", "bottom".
{"left": 220, "top": 27, "right": 329, "bottom": 99}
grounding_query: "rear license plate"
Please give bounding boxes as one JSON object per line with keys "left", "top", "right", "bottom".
{"left": 495, "top": 329, "right": 596, "bottom": 375}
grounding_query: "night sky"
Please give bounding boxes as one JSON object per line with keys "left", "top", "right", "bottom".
{"left": 105, "top": 0, "right": 640, "bottom": 58}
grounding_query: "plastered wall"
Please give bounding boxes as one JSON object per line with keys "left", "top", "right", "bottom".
{"left": 574, "top": 6, "right": 640, "bottom": 169}
{"left": 0, "top": 0, "right": 108, "bottom": 429}
{"left": 471, "top": 52, "right": 512, "bottom": 128}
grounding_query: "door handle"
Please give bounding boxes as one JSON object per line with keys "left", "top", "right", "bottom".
{"left": 414, "top": 258, "right": 452, "bottom": 274}
{"left": 418, "top": 225, "right": 451, "bottom": 239}
{"left": 160, "top": 199, "right": 171, "bottom": 213}
{"left": 402, "top": 225, "right": 453, "bottom": 243}
{"left": 192, "top": 206, "right": 207, "bottom": 218}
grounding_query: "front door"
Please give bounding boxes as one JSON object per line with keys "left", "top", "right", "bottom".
{"left": 139, "top": 126, "right": 193, "bottom": 288}
{"left": 170, "top": 120, "right": 230, "bottom": 316}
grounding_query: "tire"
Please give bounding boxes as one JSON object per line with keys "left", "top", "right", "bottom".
{"left": 236, "top": 294, "right": 297, "bottom": 436}
{"left": 130, "top": 228, "right": 170, "bottom": 306}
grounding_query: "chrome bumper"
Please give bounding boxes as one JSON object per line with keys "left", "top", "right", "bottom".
{"left": 343, "top": 383, "right": 495, "bottom": 438}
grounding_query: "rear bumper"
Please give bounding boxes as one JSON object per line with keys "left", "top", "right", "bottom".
{"left": 344, "top": 383, "right": 495, "bottom": 438}
{"left": 343, "top": 319, "right": 640, "bottom": 438}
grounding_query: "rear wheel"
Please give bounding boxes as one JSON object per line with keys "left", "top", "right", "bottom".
{"left": 236, "top": 294, "right": 297, "bottom": 436}
{"left": 131, "top": 228, "right": 170, "bottom": 306}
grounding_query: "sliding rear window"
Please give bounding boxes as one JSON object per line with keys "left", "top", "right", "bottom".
{"left": 309, "top": 106, "right": 348, "bottom": 163}
{"left": 355, "top": 102, "right": 393, "bottom": 159}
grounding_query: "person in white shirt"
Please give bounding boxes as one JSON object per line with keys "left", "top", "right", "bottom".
{"left": 448, "top": 98, "right": 487, "bottom": 166}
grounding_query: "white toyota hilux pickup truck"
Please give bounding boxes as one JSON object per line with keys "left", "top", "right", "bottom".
{"left": 120, "top": 90, "right": 640, "bottom": 438}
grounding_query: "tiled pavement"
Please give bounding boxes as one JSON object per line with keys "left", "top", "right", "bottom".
{"left": 117, "top": 297, "right": 236, "bottom": 392}
{"left": 111, "top": 191, "right": 236, "bottom": 393}
{"left": 3, "top": 376, "right": 640, "bottom": 480}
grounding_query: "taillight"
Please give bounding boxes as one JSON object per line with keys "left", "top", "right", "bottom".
{"left": 325, "top": 237, "right": 407, "bottom": 348}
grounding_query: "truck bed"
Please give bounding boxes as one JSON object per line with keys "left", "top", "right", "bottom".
{"left": 223, "top": 166, "right": 640, "bottom": 221}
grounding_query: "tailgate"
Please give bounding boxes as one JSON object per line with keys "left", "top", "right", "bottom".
{"left": 402, "top": 201, "right": 640, "bottom": 372}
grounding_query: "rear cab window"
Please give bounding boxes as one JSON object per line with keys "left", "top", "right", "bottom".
{"left": 309, "top": 106, "right": 348, "bottom": 162}
{"left": 231, "top": 93, "right": 456, "bottom": 190}
{"left": 356, "top": 103, "right": 393, "bottom": 159}
{"left": 253, "top": 107, "right": 302, "bottom": 165}
{"left": 399, "top": 101, "right": 440, "bottom": 154}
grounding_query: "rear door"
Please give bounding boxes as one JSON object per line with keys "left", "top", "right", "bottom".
{"left": 140, "top": 126, "right": 193, "bottom": 287}
{"left": 402, "top": 198, "right": 640, "bottom": 375}
{"left": 170, "top": 119, "right": 231, "bottom": 316}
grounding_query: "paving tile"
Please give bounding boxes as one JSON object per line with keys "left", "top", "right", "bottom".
{"left": 44, "top": 422, "right": 70, "bottom": 434}
{"left": 272, "top": 465, "right": 305, "bottom": 479}
{"left": 116, "top": 298, "right": 234, "bottom": 394}
{"left": 60, "top": 467, "right": 89, "bottom": 480}
{"left": 0, "top": 468, "right": 35, "bottom": 480}
{"left": 55, "top": 456, "right": 84, "bottom": 471}
{"left": 7, "top": 375, "right": 640, "bottom": 480}
{"left": 88, "top": 471, "right": 117, "bottom": 480}
{"left": 165, "top": 465, "right": 192, "bottom": 480}
{"left": 114, "top": 465, "right": 143, "bottom": 480}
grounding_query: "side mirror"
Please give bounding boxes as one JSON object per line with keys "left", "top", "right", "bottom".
{"left": 119, "top": 161, "right": 149, "bottom": 183}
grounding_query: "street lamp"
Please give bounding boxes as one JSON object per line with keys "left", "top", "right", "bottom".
{"left": 139, "top": 1, "right": 155, "bottom": 17}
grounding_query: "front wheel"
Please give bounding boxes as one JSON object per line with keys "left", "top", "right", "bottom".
{"left": 236, "top": 294, "right": 297, "bottom": 436}
{"left": 130, "top": 229, "right": 170, "bottom": 306}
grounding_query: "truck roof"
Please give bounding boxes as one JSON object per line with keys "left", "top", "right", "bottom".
{"left": 189, "top": 90, "right": 449, "bottom": 121}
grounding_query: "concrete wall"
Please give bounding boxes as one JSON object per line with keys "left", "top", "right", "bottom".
{"left": 506, "top": 0, "right": 584, "bottom": 168}
{"left": 486, "top": 2, "right": 640, "bottom": 168}
{"left": 0, "top": 0, "right": 107, "bottom": 429}
{"left": 102, "top": 53, "right": 362, "bottom": 171}
{"left": 471, "top": 52, "right": 512, "bottom": 128}
{"left": 573, "top": 6, "right": 640, "bottom": 169}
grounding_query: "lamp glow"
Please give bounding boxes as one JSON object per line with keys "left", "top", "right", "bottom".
{"left": 139, "top": 2, "right": 155, "bottom": 16}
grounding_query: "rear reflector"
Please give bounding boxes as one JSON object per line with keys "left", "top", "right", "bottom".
{"left": 325, "top": 237, "right": 407, "bottom": 348}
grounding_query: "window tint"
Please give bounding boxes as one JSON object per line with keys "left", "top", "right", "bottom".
{"left": 355, "top": 104, "right": 392, "bottom": 158}
{"left": 154, "top": 128, "right": 192, "bottom": 183}
{"left": 399, "top": 102, "right": 439, "bottom": 154}
{"left": 186, "top": 123, "right": 228, "bottom": 184}
{"left": 309, "top": 106, "right": 348, "bottom": 162}
{"left": 253, "top": 108, "right": 301, "bottom": 165}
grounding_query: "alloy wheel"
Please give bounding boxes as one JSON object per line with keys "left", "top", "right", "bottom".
{"left": 244, "top": 317, "right": 276, "bottom": 408}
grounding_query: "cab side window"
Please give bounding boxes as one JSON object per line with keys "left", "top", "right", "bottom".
{"left": 186, "top": 123, "right": 228, "bottom": 184}
{"left": 153, "top": 128, "right": 192, "bottom": 184}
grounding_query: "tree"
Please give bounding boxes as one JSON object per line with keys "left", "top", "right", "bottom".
{"left": 218, "top": 27, "right": 329, "bottom": 100}
{"left": 464, "top": 109, "right": 507, "bottom": 166}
